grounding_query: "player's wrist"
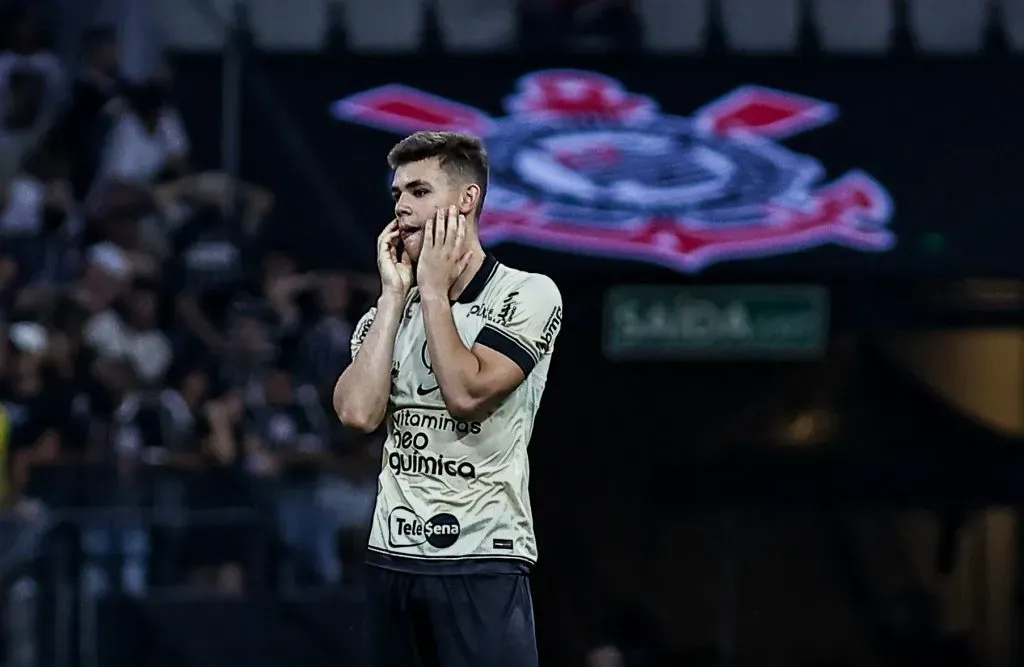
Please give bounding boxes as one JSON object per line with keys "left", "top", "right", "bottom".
{"left": 417, "top": 283, "right": 448, "bottom": 302}
{"left": 377, "top": 290, "right": 407, "bottom": 313}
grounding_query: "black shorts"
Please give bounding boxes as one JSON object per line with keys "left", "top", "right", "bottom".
{"left": 365, "top": 565, "right": 539, "bottom": 667}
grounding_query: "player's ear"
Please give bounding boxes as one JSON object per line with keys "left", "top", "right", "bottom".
{"left": 458, "top": 183, "right": 481, "bottom": 216}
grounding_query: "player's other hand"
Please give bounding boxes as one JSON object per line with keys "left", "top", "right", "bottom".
{"left": 417, "top": 205, "right": 473, "bottom": 299}
{"left": 377, "top": 219, "right": 413, "bottom": 297}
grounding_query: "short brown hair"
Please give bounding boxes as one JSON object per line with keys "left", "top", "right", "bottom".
{"left": 387, "top": 131, "right": 489, "bottom": 214}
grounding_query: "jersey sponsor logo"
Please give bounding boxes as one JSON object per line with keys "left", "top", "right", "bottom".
{"left": 416, "top": 341, "right": 439, "bottom": 396}
{"left": 388, "top": 507, "right": 461, "bottom": 549}
{"left": 497, "top": 291, "right": 519, "bottom": 327}
{"left": 353, "top": 313, "right": 374, "bottom": 348}
{"left": 469, "top": 304, "right": 494, "bottom": 318}
{"left": 537, "top": 306, "right": 562, "bottom": 355}
{"left": 332, "top": 70, "right": 894, "bottom": 273}
{"left": 468, "top": 303, "right": 503, "bottom": 326}
{"left": 387, "top": 418, "right": 479, "bottom": 479}
{"left": 387, "top": 446, "right": 476, "bottom": 479}
{"left": 392, "top": 409, "right": 483, "bottom": 435}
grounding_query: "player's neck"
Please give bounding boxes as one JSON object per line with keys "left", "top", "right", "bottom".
{"left": 449, "top": 243, "right": 486, "bottom": 302}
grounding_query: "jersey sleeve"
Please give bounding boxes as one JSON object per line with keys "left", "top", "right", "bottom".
{"left": 350, "top": 307, "right": 377, "bottom": 359}
{"left": 474, "top": 274, "right": 563, "bottom": 376}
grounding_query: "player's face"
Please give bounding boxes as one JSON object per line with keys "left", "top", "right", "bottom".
{"left": 391, "top": 158, "right": 461, "bottom": 262}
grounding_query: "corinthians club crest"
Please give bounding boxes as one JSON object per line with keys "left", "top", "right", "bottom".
{"left": 330, "top": 69, "right": 895, "bottom": 272}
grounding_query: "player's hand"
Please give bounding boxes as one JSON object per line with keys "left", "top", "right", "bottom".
{"left": 377, "top": 219, "right": 413, "bottom": 297}
{"left": 417, "top": 205, "right": 473, "bottom": 299}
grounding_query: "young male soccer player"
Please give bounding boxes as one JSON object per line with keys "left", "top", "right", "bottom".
{"left": 333, "top": 131, "right": 562, "bottom": 667}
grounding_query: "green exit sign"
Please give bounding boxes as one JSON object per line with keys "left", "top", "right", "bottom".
{"left": 603, "top": 285, "right": 829, "bottom": 361}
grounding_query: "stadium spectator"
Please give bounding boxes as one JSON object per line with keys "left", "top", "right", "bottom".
{"left": 83, "top": 277, "right": 172, "bottom": 386}
{"left": 0, "top": 322, "right": 59, "bottom": 507}
{"left": 182, "top": 389, "right": 259, "bottom": 594}
{"left": 82, "top": 376, "right": 162, "bottom": 596}
{"left": 157, "top": 364, "right": 212, "bottom": 472}
{"left": 0, "top": 150, "right": 80, "bottom": 341}
{"left": 315, "top": 429, "right": 379, "bottom": 583}
{"left": 296, "top": 271, "right": 372, "bottom": 391}
{"left": 44, "top": 323, "right": 109, "bottom": 462}
{"left": 71, "top": 241, "right": 132, "bottom": 324}
{"left": 0, "top": 6, "right": 64, "bottom": 191}
{"left": 170, "top": 187, "right": 271, "bottom": 359}
{"left": 246, "top": 360, "right": 337, "bottom": 585}
{"left": 148, "top": 364, "right": 211, "bottom": 585}
{"left": 0, "top": 68, "right": 54, "bottom": 196}
{"left": 57, "top": 25, "right": 124, "bottom": 201}
{"left": 0, "top": 6, "right": 64, "bottom": 110}
{"left": 261, "top": 251, "right": 313, "bottom": 345}
{"left": 217, "top": 304, "right": 274, "bottom": 409}
{"left": 93, "top": 79, "right": 187, "bottom": 193}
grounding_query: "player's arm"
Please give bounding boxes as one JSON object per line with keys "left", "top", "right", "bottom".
{"left": 420, "top": 274, "right": 562, "bottom": 421}
{"left": 332, "top": 293, "right": 404, "bottom": 433}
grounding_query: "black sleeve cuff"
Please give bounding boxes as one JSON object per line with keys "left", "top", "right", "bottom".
{"left": 476, "top": 324, "right": 537, "bottom": 376}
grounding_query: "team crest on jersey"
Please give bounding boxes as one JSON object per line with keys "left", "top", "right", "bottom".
{"left": 330, "top": 69, "right": 894, "bottom": 272}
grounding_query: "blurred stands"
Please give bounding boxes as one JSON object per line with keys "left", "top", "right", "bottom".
{"left": 0, "top": 0, "right": 381, "bottom": 653}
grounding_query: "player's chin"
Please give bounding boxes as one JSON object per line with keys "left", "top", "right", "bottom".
{"left": 403, "top": 235, "right": 423, "bottom": 261}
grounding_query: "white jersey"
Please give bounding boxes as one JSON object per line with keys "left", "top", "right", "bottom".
{"left": 351, "top": 254, "right": 562, "bottom": 574}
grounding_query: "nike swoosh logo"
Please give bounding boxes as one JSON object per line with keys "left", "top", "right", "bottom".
{"left": 416, "top": 384, "right": 438, "bottom": 396}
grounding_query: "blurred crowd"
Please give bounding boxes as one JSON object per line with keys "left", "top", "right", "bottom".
{"left": 0, "top": 5, "right": 382, "bottom": 596}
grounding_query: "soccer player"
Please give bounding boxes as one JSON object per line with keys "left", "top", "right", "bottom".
{"left": 333, "top": 131, "right": 563, "bottom": 667}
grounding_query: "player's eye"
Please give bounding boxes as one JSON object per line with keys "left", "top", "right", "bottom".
{"left": 413, "top": 189, "right": 428, "bottom": 198}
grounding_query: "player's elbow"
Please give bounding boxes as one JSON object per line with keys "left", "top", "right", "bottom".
{"left": 335, "top": 400, "right": 382, "bottom": 433}
{"left": 337, "top": 408, "right": 381, "bottom": 434}
{"left": 445, "top": 394, "right": 491, "bottom": 423}
{"left": 333, "top": 378, "right": 382, "bottom": 433}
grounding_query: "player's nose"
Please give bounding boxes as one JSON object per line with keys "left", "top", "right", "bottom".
{"left": 394, "top": 199, "right": 413, "bottom": 218}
